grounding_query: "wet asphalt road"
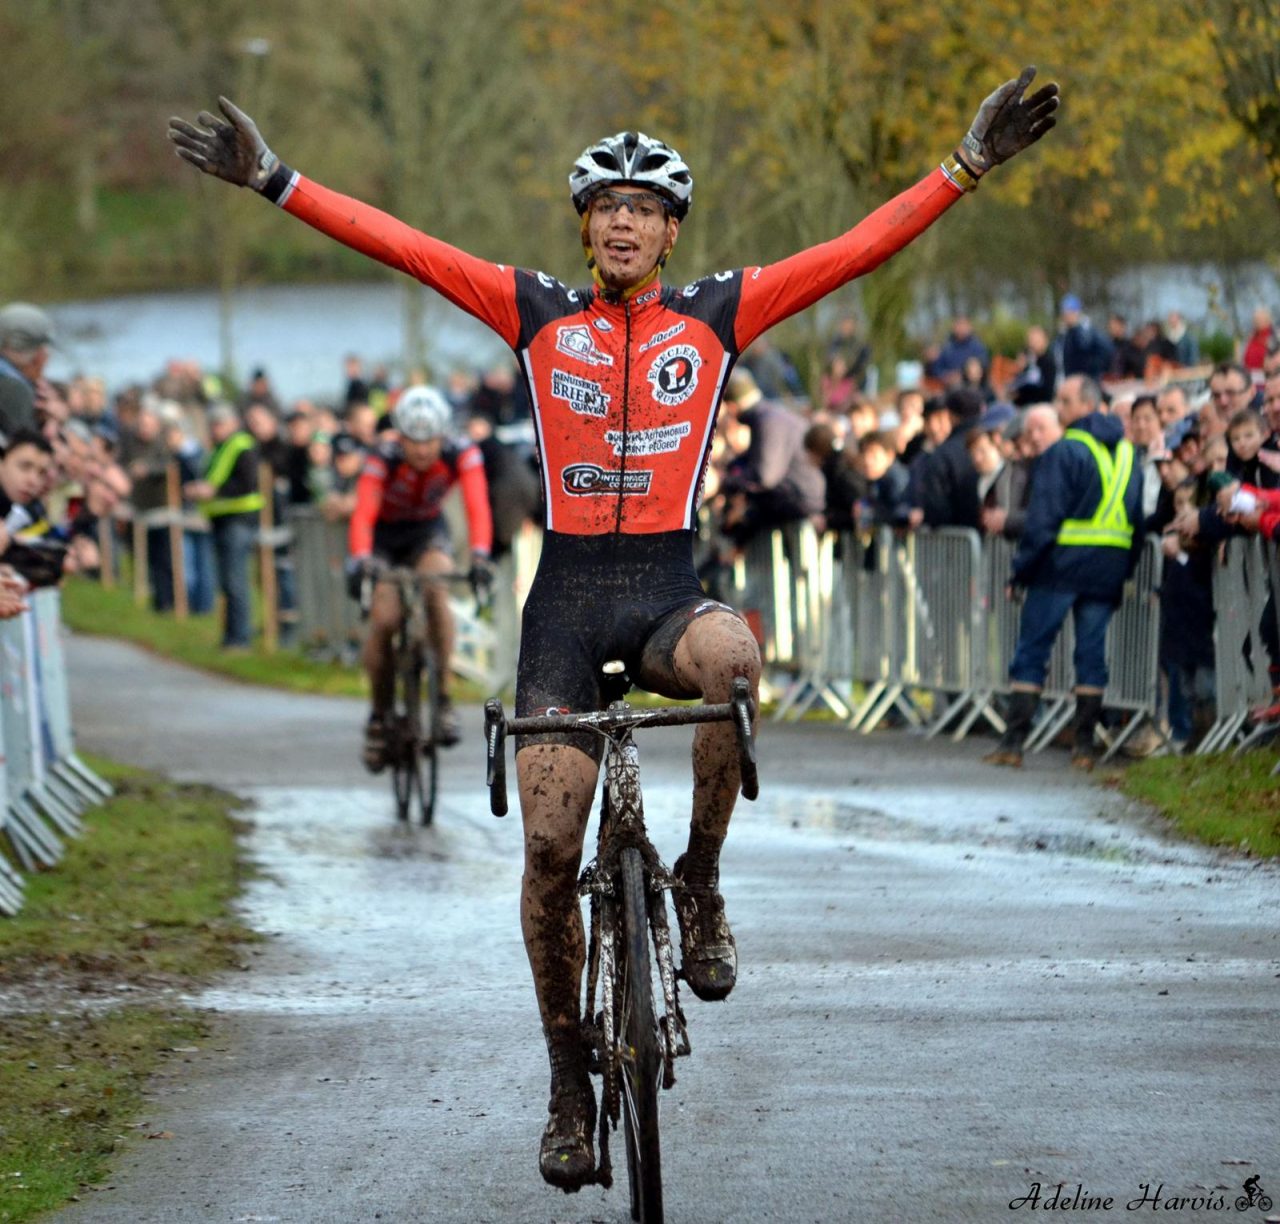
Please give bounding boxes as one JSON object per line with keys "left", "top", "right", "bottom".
{"left": 60, "top": 634, "right": 1279, "bottom": 1223}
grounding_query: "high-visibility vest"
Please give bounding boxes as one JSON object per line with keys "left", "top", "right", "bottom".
{"left": 202, "top": 431, "right": 265, "bottom": 519}
{"left": 1055, "top": 429, "right": 1135, "bottom": 549}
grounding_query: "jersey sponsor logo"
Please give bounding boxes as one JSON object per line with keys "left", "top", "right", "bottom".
{"left": 681, "top": 270, "right": 735, "bottom": 298}
{"left": 537, "top": 270, "right": 579, "bottom": 302}
{"left": 561, "top": 463, "right": 653, "bottom": 496}
{"left": 556, "top": 324, "right": 613, "bottom": 367}
{"left": 592, "top": 317, "right": 614, "bottom": 332}
{"left": 551, "top": 369, "right": 610, "bottom": 418}
{"left": 604, "top": 422, "right": 692, "bottom": 457}
{"left": 634, "top": 286, "right": 660, "bottom": 307}
{"left": 639, "top": 321, "right": 686, "bottom": 353}
{"left": 647, "top": 343, "right": 702, "bottom": 407}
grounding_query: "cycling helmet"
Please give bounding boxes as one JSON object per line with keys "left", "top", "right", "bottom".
{"left": 569, "top": 131, "right": 693, "bottom": 220}
{"left": 392, "top": 385, "right": 451, "bottom": 442}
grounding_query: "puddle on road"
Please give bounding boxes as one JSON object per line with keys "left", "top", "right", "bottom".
{"left": 778, "top": 791, "right": 1149, "bottom": 865}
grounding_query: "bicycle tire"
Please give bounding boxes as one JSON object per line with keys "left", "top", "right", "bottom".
{"left": 391, "top": 656, "right": 423, "bottom": 823}
{"left": 418, "top": 652, "right": 439, "bottom": 826}
{"left": 618, "top": 847, "right": 663, "bottom": 1223}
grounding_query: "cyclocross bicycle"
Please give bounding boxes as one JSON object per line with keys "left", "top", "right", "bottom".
{"left": 484, "top": 666, "right": 758, "bottom": 1223}
{"left": 362, "top": 566, "right": 487, "bottom": 825}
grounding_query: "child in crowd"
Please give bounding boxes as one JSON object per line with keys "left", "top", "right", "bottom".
{"left": 0, "top": 429, "right": 55, "bottom": 542}
{"left": 857, "top": 431, "right": 911, "bottom": 528}
{"left": 0, "top": 429, "right": 66, "bottom": 588}
{"left": 1201, "top": 435, "right": 1228, "bottom": 475}
{"left": 1225, "top": 408, "right": 1280, "bottom": 489}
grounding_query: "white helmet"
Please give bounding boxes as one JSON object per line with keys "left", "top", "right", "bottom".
{"left": 569, "top": 131, "right": 693, "bottom": 220}
{"left": 392, "top": 384, "right": 451, "bottom": 442}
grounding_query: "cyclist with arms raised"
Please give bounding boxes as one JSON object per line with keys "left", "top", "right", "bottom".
{"left": 169, "top": 68, "right": 1058, "bottom": 1191}
{"left": 346, "top": 384, "right": 494, "bottom": 760}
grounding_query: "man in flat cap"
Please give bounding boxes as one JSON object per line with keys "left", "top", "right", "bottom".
{"left": 0, "top": 302, "right": 56, "bottom": 441}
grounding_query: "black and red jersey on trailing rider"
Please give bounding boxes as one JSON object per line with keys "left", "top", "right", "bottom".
{"left": 347, "top": 438, "right": 492, "bottom": 557}
{"left": 263, "top": 163, "right": 964, "bottom": 535}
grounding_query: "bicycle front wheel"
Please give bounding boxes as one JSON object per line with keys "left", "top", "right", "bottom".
{"left": 618, "top": 847, "right": 663, "bottom": 1223}
{"left": 418, "top": 652, "right": 439, "bottom": 827}
{"left": 391, "top": 658, "right": 423, "bottom": 823}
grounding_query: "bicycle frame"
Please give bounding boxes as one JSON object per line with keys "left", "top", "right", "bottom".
{"left": 484, "top": 676, "right": 757, "bottom": 1214}
{"left": 580, "top": 728, "right": 689, "bottom": 1086}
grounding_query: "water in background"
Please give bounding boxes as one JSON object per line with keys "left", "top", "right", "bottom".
{"left": 40, "top": 261, "right": 1280, "bottom": 404}
{"left": 43, "top": 281, "right": 508, "bottom": 404}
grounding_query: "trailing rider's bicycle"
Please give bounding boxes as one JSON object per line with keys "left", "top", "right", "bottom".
{"left": 360, "top": 565, "right": 490, "bottom": 825}
{"left": 484, "top": 665, "right": 757, "bottom": 1223}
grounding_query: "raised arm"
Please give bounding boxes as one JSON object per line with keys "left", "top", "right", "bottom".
{"left": 167, "top": 98, "right": 521, "bottom": 348}
{"left": 735, "top": 67, "right": 1059, "bottom": 351}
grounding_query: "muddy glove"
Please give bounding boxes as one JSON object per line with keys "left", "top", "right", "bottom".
{"left": 955, "top": 67, "right": 1060, "bottom": 182}
{"left": 167, "top": 97, "right": 279, "bottom": 191}
{"left": 468, "top": 551, "right": 495, "bottom": 604}
{"left": 345, "top": 555, "right": 385, "bottom": 602}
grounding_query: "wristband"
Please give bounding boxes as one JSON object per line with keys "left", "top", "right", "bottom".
{"left": 259, "top": 162, "right": 299, "bottom": 207}
{"left": 941, "top": 152, "right": 981, "bottom": 194}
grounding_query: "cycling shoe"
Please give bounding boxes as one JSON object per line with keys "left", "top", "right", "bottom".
{"left": 673, "top": 853, "right": 737, "bottom": 1001}
{"left": 538, "top": 1075, "right": 596, "bottom": 1192}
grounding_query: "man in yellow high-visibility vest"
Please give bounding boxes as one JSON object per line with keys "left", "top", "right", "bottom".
{"left": 986, "top": 374, "right": 1145, "bottom": 769}
{"left": 185, "top": 403, "right": 264, "bottom": 650}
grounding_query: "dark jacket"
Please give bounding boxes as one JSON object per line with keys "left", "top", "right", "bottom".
{"left": 0, "top": 357, "right": 36, "bottom": 440}
{"left": 1057, "top": 321, "right": 1112, "bottom": 381}
{"left": 820, "top": 452, "right": 867, "bottom": 535}
{"left": 916, "top": 424, "right": 980, "bottom": 530}
{"left": 867, "top": 460, "right": 913, "bottom": 528}
{"left": 1011, "top": 412, "right": 1144, "bottom": 603}
{"left": 931, "top": 332, "right": 990, "bottom": 381}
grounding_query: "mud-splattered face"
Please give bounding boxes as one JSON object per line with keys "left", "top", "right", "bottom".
{"left": 586, "top": 187, "right": 678, "bottom": 294}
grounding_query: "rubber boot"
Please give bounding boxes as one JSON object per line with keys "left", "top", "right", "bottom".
{"left": 983, "top": 689, "right": 1039, "bottom": 767}
{"left": 1071, "top": 692, "right": 1104, "bottom": 770}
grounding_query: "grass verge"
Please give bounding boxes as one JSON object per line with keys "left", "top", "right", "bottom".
{"left": 0, "top": 758, "right": 254, "bottom": 1221}
{"left": 60, "top": 575, "right": 367, "bottom": 697}
{"left": 60, "top": 576, "right": 492, "bottom": 703}
{"left": 1117, "top": 748, "right": 1280, "bottom": 857}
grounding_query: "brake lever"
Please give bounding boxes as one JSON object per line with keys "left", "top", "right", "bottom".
{"left": 484, "top": 699, "right": 508, "bottom": 816}
{"left": 730, "top": 676, "right": 759, "bottom": 801}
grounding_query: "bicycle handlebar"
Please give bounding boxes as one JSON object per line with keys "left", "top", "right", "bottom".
{"left": 359, "top": 566, "right": 491, "bottom": 617}
{"left": 484, "top": 676, "right": 758, "bottom": 817}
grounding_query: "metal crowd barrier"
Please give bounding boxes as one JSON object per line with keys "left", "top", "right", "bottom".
{"left": 0, "top": 589, "right": 113, "bottom": 916}
{"left": 722, "top": 522, "right": 1165, "bottom": 760}
{"left": 1201, "top": 536, "right": 1278, "bottom": 754}
{"left": 281, "top": 505, "right": 1280, "bottom": 767}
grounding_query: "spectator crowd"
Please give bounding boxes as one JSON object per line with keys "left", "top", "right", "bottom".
{"left": 4, "top": 288, "right": 1280, "bottom": 754}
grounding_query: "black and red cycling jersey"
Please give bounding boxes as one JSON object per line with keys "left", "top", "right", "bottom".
{"left": 261, "top": 161, "right": 965, "bottom": 536}
{"left": 348, "top": 438, "right": 493, "bottom": 558}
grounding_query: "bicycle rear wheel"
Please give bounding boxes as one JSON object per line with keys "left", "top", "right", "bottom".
{"left": 618, "top": 847, "right": 663, "bottom": 1223}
